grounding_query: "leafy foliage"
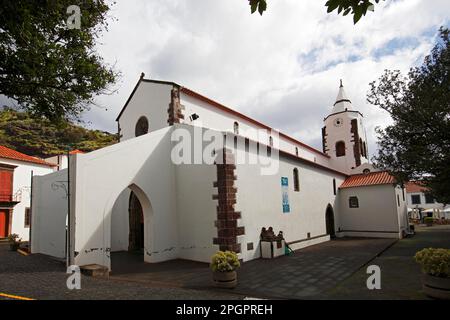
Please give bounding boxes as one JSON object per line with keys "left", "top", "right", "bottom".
{"left": 325, "top": 0, "right": 384, "bottom": 24}
{"left": 0, "top": 108, "right": 117, "bottom": 157}
{"left": 249, "top": 0, "right": 384, "bottom": 23}
{"left": 210, "top": 251, "right": 240, "bottom": 272}
{"left": 368, "top": 27, "right": 450, "bottom": 204}
{"left": 0, "top": 0, "right": 118, "bottom": 122}
{"left": 415, "top": 248, "right": 450, "bottom": 278}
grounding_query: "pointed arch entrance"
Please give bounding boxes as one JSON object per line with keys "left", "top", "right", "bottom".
{"left": 128, "top": 191, "right": 144, "bottom": 252}
{"left": 325, "top": 204, "right": 336, "bottom": 238}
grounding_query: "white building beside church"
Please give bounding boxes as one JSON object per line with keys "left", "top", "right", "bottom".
{"left": 30, "top": 75, "right": 409, "bottom": 271}
{"left": 0, "top": 146, "right": 56, "bottom": 241}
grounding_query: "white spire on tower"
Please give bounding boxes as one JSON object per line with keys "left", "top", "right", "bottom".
{"left": 332, "top": 79, "right": 353, "bottom": 114}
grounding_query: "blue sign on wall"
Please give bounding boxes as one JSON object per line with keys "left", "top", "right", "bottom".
{"left": 281, "top": 177, "right": 290, "bottom": 213}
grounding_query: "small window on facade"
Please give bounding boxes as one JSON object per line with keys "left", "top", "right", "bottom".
{"left": 135, "top": 116, "right": 149, "bottom": 137}
{"left": 234, "top": 122, "right": 239, "bottom": 135}
{"left": 333, "top": 178, "right": 337, "bottom": 195}
{"left": 397, "top": 194, "right": 400, "bottom": 207}
{"left": 349, "top": 196, "right": 359, "bottom": 208}
{"left": 411, "top": 194, "right": 421, "bottom": 205}
{"left": 267, "top": 146, "right": 272, "bottom": 157}
{"left": 425, "top": 194, "right": 434, "bottom": 204}
{"left": 295, "top": 147, "right": 299, "bottom": 157}
{"left": 293, "top": 168, "right": 300, "bottom": 192}
{"left": 363, "top": 141, "right": 368, "bottom": 158}
{"left": 269, "top": 136, "right": 273, "bottom": 147}
{"left": 360, "top": 138, "right": 364, "bottom": 156}
{"left": 336, "top": 141, "right": 346, "bottom": 157}
{"left": 24, "top": 208, "right": 31, "bottom": 228}
{"left": 245, "top": 138, "right": 249, "bottom": 152}
{"left": 402, "top": 188, "right": 405, "bottom": 201}
{"left": 234, "top": 136, "right": 238, "bottom": 149}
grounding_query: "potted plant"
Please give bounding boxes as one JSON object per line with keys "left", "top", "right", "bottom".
{"left": 210, "top": 251, "right": 240, "bottom": 288}
{"left": 424, "top": 217, "right": 434, "bottom": 227}
{"left": 415, "top": 248, "right": 450, "bottom": 300}
{"left": 8, "top": 234, "right": 22, "bottom": 251}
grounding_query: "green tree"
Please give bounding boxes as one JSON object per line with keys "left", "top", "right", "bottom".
{"left": 368, "top": 27, "right": 450, "bottom": 204}
{"left": 249, "top": 0, "right": 384, "bottom": 24}
{"left": 0, "top": 0, "right": 118, "bottom": 122}
{"left": 0, "top": 108, "right": 117, "bottom": 157}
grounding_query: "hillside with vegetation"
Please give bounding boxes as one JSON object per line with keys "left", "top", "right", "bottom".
{"left": 0, "top": 108, "right": 118, "bottom": 157}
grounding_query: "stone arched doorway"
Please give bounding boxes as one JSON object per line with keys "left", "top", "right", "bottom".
{"left": 128, "top": 191, "right": 144, "bottom": 252}
{"left": 325, "top": 204, "right": 336, "bottom": 238}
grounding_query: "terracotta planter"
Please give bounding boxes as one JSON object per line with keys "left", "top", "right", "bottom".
{"left": 212, "top": 271, "right": 237, "bottom": 289}
{"left": 422, "top": 273, "right": 450, "bottom": 300}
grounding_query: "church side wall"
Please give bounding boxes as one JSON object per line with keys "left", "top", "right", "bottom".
{"left": 180, "top": 93, "right": 331, "bottom": 167}
{"left": 233, "top": 146, "right": 345, "bottom": 262}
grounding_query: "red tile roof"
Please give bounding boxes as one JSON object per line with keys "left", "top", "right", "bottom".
{"left": 405, "top": 181, "right": 428, "bottom": 193}
{"left": 0, "top": 145, "right": 56, "bottom": 167}
{"left": 340, "top": 171, "right": 396, "bottom": 189}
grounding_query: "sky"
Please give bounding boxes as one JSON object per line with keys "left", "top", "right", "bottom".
{"left": 4, "top": 0, "right": 450, "bottom": 157}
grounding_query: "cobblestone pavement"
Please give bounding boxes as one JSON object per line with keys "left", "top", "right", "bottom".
{"left": 319, "top": 225, "right": 450, "bottom": 300}
{"left": 0, "top": 244, "right": 241, "bottom": 300}
{"left": 110, "top": 238, "right": 396, "bottom": 299}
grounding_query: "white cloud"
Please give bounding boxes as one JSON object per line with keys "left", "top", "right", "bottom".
{"left": 63, "top": 0, "right": 450, "bottom": 156}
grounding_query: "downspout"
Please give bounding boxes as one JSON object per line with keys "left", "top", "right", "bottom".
{"left": 29, "top": 170, "right": 33, "bottom": 251}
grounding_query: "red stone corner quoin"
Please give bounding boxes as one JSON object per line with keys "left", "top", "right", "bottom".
{"left": 212, "top": 148, "right": 244, "bottom": 253}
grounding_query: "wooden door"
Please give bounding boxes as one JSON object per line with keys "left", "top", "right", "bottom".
{"left": 0, "top": 210, "right": 9, "bottom": 238}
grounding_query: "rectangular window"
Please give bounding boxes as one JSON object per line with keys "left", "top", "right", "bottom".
{"left": 402, "top": 188, "right": 405, "bottom": 201}
{"left": 411, "top": 195, "right": 421, "bottom": 205}
{"left": 397, "top": 194, "right": 400, "bottom": 207}
{"left": 349, "top": 196, "right": 359, "bottom": 208}
{"left": 425, "top": 194, "right": 434, "bottom": 204}
{"left": 24, "top": 208, "right": 31, "bottom": 228}
{"left": 333, "top": 179, "right": 337, "bottom": 195}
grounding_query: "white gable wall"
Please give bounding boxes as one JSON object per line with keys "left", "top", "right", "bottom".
{"left": 118, "top": 81, "right": 173, "bottom": 141}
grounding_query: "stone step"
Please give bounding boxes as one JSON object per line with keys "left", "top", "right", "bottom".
{"left": 80, "top": 264, "right": 109, "bottom": 278}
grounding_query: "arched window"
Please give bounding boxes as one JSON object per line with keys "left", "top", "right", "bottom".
{"left": 295, "top": 147, "right": 299, "bottom": 157}
{"left": 233, "top": 121, "right": 239, "bottom": 135}
{"left": 269, "top": 136, "right": 273, "bottom": 147}
{"left": 336, "top": 141, "right": 346, "bottom": 157}
{"left": 135, "top": 116, "right": 149, "bottom": 137}
{"left": 333, "top": 178, "right": 336, "bottom": 195}
{"left": 293, "top": 168, "right": 300, "bottom": 192}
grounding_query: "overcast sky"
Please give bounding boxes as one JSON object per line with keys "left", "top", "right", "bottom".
{"left": 4, "top": 0, "right": 450, "bottom": 157}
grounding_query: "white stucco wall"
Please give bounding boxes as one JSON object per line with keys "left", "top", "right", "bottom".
{"left": 232, "top": 143, "right": 346, "bottom": 262}
{"left": 118, "top": 81, "right": 173, "bottom": 141}
{"left": 337, "top": 184, "right": 401, "bottom": 238}
{"left": 31, "top": 169, "right": 68, "bottom": 258}
{"left": 72, "top": 126, "right": 178, "bottom": 270}
{"left": 0, "top": 158, "right": 54, "bottom": 241}
{"left": 180, "top": 93, "right": 330, "bottom": 167}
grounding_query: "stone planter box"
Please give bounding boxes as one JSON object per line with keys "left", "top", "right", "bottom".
{"left": 260, "top": 240, "right": 285, "bottom": 259}
{"left": 422, "top": 273, "right": 450, "bottom": 300}
{"left": 212, "top": 271, "right": 237, "bottom": 289}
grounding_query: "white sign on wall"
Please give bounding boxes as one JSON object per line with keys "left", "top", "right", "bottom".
{"left": 281, "top": 177, "right": 290, "bottom": 213}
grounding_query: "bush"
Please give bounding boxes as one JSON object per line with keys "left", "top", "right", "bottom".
{"left": 414, "top": 248, "right": 450, "bottom": 278}
{"left": 8, "top": 233, "right": 21, "bottom": 244}
{"left": 210, "top": 251, "right": 240, "bottom": 272}
{"left": 424, "top": 217, "right": 434, "bottom": 224}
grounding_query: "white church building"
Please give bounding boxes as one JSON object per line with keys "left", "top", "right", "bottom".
{"left": 30, "top": 75, "right": 409, "bottom": 270}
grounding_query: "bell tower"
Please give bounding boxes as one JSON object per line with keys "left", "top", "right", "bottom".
{"left": 322, "top": 80, "right": 369, "bottom": 174}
